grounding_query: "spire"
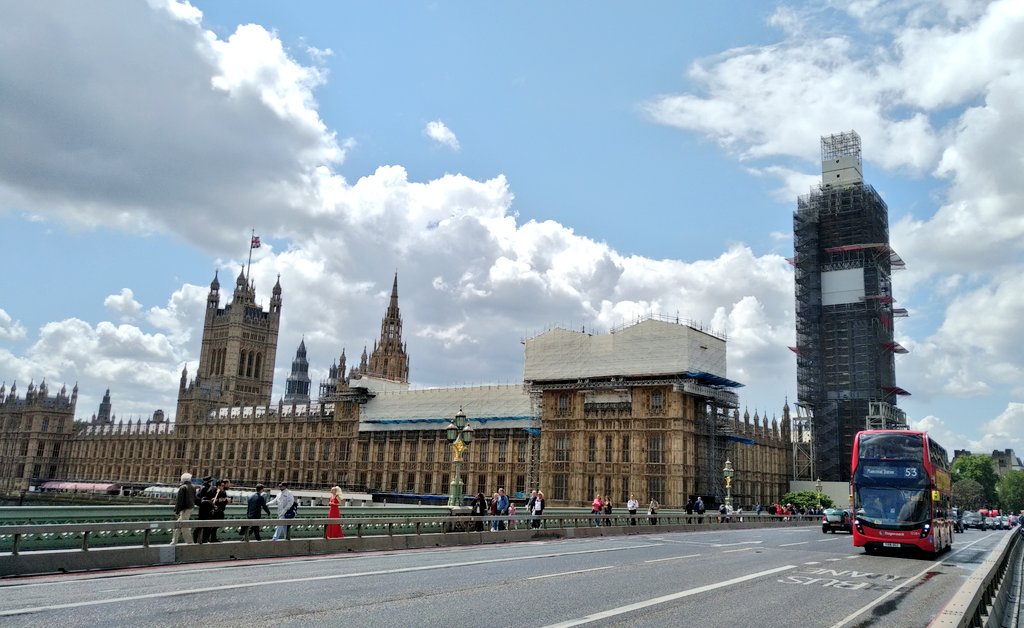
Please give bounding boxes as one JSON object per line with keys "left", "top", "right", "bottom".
{"left": 366, "top": 272, "right": 409, "bottom": 382}
{"left": 210, "top": 270, "right": 220, "bottom": 291}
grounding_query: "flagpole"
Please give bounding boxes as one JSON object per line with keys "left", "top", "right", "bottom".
{"left": 246, "top": 228, "right": 255, "bottom": 279}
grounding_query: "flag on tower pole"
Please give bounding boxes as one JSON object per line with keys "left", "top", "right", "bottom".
{"left": 246, "top": 230, "right": 260, "bottom": 280}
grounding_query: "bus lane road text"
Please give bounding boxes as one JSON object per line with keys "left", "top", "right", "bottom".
{"left": 778, "top": 567, "right": 905, "bottom": 592}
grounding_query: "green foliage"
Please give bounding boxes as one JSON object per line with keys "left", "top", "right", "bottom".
{"left": 952, "top": 478, "right": 986, "bottom": 510}
{"left": 780, "top": 490, "right": 834, "bottom": 510}
{"left": 996, "top": 470, "right": 1024, "bottom": 513}
{"left": 951, "top": 455, "right": 999, "bottom": 505}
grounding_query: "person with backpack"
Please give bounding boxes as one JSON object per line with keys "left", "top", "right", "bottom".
{"left": 694, "top": 496, "right": 706, "bottom": 523}
{"left": 267, "top": 482, "right": 296, "bottom": 541}
{"left": 169, "top": 472, "right": 196, "bottom": 545}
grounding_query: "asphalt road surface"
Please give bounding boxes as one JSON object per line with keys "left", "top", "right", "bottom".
{"left": 0, "top": 525, "right": 1011, "bottom": 627}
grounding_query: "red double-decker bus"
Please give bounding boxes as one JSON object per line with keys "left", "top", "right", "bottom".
{"left": 851, "top": 430, "right": 954, "bottom": 556}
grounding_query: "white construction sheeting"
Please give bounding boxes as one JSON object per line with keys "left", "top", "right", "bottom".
{"left": 358, "top": 381, "right": 537, "bottom": 432}
{"left": 523, "top": 318, "right": 727, "bottom": 382}
{"left": 821, "top": 267, "right": 865, "bottom": 306}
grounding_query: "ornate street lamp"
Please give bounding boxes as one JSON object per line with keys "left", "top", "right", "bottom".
{"left": 723, "top": 459, "right": 734, "bottom": 511}
{"left": 815, "top": 477, "right": 823, "bottom": 508}
{"left": 446, "top": 407, "right": 474, "bottom": 508}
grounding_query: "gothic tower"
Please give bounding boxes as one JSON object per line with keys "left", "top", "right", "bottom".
{"left": 366, "top": 273, "right": 410, "bottom": 383}
{"left": 178, "top": 269, "right": 282, "bottom": 416}
{"left": 793, "top": 131, "right": 906, "bottom": 482}
{"left": 283, "top": 338, "right": 311, "bottom": 405}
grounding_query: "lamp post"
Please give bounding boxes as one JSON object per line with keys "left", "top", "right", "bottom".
{"left": 815, "top": 477, "right": 823, "bottom": 508}
{"left": 723, "top": 459, "right": 734, "bottom": 511}
{"left": 446, "top": 407, "right": 474, "bottom": 508}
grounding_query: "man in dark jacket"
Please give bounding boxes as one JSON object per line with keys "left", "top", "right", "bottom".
{"left": 241, "top": 485, "right": 271, "bottom": 541}
{"left": 170, "top": 472, "right": 196, "bottom": 545}
{"left": 210, "top": 478, "right": 232, "bottom": 542}
{"left": 193, "top": 476, "right": 215, "bottom": 544}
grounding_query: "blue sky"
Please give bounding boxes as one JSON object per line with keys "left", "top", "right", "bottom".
{"left": 1, "top": 0, "right": 1022, "bottom": 456}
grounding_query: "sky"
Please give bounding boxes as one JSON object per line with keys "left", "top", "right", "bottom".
{"left": 1, "top": 0, "right": 1022, "bottom": 456}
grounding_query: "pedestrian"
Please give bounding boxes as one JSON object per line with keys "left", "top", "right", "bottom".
{"left": 694, "top": 496, "right": 705, "bottom": 523}
{"left": 524, "top": 490, "right": 538, "bottom": 529}
{"left": 193, "top": 476, "right": 215, "bottom": 543}
{"left": 241, "top": 484, "right": 270, "bottom": 541}
{"left": 170, "top": 472, "right": 196, "bottom": 545}
{"left": 685, "top": 497, "right": 694, "bottom": 523}
{"left": 326, "top": 485, "right": 344, "bottom": 539}
{"left": 718, "top": 502, "right": 728, "bottom": 523}
{"left": 648, "top": 498, "right": 659, "bottom": 525}
{"left": 532, "top": 491, "right": 545, "bottom": 529}
{"left": 602, "top": 497, "right": 613, "bottom": 526}
{"left": 508, "top": 501, "right": 518, "bottom": 530}
{"left": 592, "top": 494, "right": 603, "bottom": 527}
{"left": 627, "top": 494, "right": 639, "bottom": 525}
{"left": 496, "top": 488, "right": 510, "bottom": 531}
{"left": 755, "top": 502, "right": 762, "bottom": 516}
{"left": 471, "top": 492, "right": 488, "bottom": 531}
{"left": 267, "top": 482, "right": 296, "bottom": 541}
{"left": 489, "top": 492, "right": 500, "bottom": 531}
{"left": 210, "top": 478, "right": 232, "bottom": 542}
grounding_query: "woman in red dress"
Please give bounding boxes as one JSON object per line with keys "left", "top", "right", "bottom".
{"left": 326, "top": 486, "right": 344, "bottom": 539}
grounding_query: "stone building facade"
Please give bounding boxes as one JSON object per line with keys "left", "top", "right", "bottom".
{"left": 2, "top": 269, "right": 791, "bottom": 507}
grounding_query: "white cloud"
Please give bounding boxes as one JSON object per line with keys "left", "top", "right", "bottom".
{"left": 0, "top": 309, "right": 26, "bottom": 341}
{"left": 0, "top": 1, "right": 348, "bottom": 252}
{"left": 424, "top": 120, "right": 461, "bottom": 151}
{"left": 104, "top": 288, "right": 143, "bottom": 322}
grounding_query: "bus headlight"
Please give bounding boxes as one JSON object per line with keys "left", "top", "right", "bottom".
{"left": 920, "top": 523, "right": 931, "bottom": 539}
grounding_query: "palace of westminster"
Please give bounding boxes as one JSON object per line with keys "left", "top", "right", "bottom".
{"left": 0, "top": 268, "right": 794, "bottom": 507}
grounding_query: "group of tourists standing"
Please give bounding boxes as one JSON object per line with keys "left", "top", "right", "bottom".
{"left": 470, "top": 488, "right": 546, "bottom": 531}
{"left": 170, "top": 473, "right": 345, "bottom": 544}
{"left": 591, "top": 494, "right": 660, "bottom": 526}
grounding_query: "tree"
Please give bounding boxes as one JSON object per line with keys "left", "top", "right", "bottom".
{"left": 997, "top": 470, "right": 1024, "bottom": 513}
{"left": 951, "top": 455, "right": 999, "bottom": 505}
{"left": 780, "top": 490, "right": 833, "bottom": 510}
{"left": 952, "top": 478, "right": 986, "bottom": 510}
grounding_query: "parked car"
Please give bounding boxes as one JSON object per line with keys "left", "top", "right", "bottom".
{"left": 822, "top": 508, "right": 852, "bottom": 533}
{"left": 985, "top": 516, "right": 1001, "bottom": 530}
{"left": 1000, "top": 515, "right": 1010, "bottom": 530}
{"left": 962, "top": 511, "right": 984, "bottom": 530}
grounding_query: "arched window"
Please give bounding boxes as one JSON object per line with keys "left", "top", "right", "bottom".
{"left": 254, "top": 353, "right": 262, "bottom": 379}
{"left": 238, "top": 351, "right": 246, "bottom": 376}
{"left": 246, "top": 351, "right": 254, "bottom": 377}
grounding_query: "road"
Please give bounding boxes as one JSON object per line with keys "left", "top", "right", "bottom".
{"left": 0, "top": 526, "right": 1010, "bottom": 627}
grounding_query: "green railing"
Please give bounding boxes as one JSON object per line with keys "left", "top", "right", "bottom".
{"left": 0, "top": 508, "right": 814, "bottom": 554}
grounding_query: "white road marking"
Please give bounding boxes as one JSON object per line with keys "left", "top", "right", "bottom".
{"left": 646, "top": 554, "right": 701, "bottom": 563}
{"left": 529, "top": 566, "right": 613, "bottom": 580}
{"left": 0, "top": 542, "right": 661, "bottom": 617}
{"left": 544, "top": 565, "right": 798, "bottom": 627}
{"left": 803, "top": 562, "right": 821, "bottom": 565}
{"left": 780, "top": 542, "right": 809, "bottom": 547}
{"left": 713, "top": 540, "right": 763, "bottom": 547}
{"left": 722, "top": 547, "right": 756, "bottom": 553}
{"left": 826, "top": 558, "right": 843, "bottom": 562}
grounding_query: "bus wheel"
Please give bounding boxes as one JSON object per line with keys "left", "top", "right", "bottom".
{"left": 864, "top": 545, "right": 877, "bottom": 555}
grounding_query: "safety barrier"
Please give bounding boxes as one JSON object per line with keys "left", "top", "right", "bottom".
{"left": 0, "top": 512, "right": 816, "bottom": 577}
{"left": 931, "top": 527, "right": 1023, "bottom": 627}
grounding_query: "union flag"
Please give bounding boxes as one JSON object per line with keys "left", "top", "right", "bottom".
{"left": 251, "top": 235, "right": 261, "bottom": 249}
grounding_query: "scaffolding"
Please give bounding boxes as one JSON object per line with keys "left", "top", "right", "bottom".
{"left": 793, "top": 131, "right": 908, "bottom": 482}
{"left": 792, "top": 404, "right": 815, "bottom": 481}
